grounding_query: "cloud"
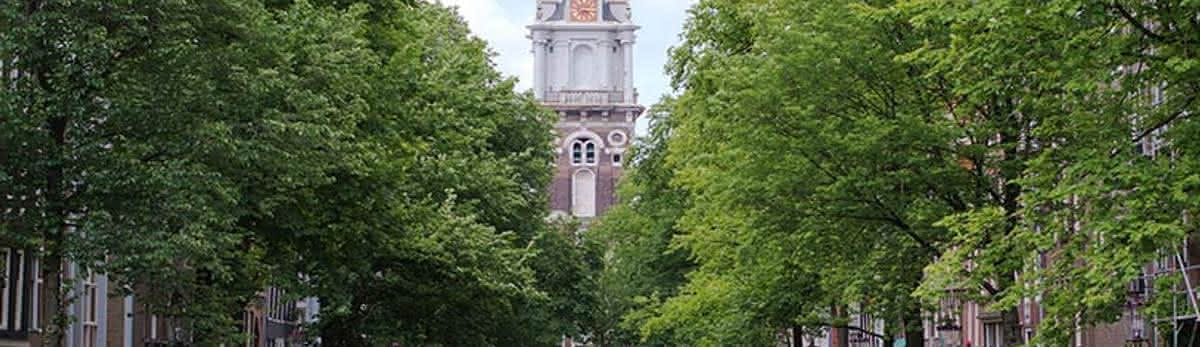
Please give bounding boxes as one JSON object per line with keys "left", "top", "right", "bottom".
{"left": 439, "top": 0, "right": 535, "bottom": 91}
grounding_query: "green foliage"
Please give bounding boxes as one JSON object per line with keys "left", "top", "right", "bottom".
{"left": 0, "top": 0, "right": 563, "bottom": 345}
{"left": 892, "top": 0, "right": 1200, "bottom": 343}
{"left": 619, "top": 0, "right": 962, "bottom": 343}
{"left": 6, "top": 0, "right": 1197, "bottom": 345}
{"left": 523, "top": 218, "right": 605, "bottom": 345}
{"left": 601, "top": 0, "right": 1200, "bottom": 345}
{"left": 589, "top": 99, "right": 697, "bottom": 346}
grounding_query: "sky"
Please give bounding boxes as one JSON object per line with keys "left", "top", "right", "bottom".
{"left": 439, "top": 0, "right": 697, "bottom": 137}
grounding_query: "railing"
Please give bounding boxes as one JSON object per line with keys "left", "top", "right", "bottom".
{"left": 543, "top": 89, "right": 635, "bottom": 105}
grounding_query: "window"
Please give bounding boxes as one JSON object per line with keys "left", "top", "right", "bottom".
{"left": 1129, "top": 309, "right": 1145, "bottom": 341}
{"left": 1, "top": 248, "right": 10, "bottom": 330}
{"left": 1156, "top": 251, "right": 1172, "bottom": 272}
{"left": 150, "top": 313, "right": 162, "bottom": 340}
{"left": 585, "top": 142, "right": 596, "bottom": 164}
{"left": 267, "top": 287, "right": 293, "bottom": 322}
{"left": 31, "top": 257, "right": 40, "bottom": 331}
{"left": 984, "top": 322, "right": 1003, "bottom": 347}
{"left": 572, "top": 142, "right": 583, "bottom": 164}
{"left": 612, "top": 153, "right": 622, "bottom": 165}
{"left": 1129, "top": 276, "right": 1146, "bottom": 294}
{"left": 11, "top": 251, "right": 22, "bottom": 331}
{"left": 0, "top": 249, "right": 24, "bottom": 331}
{"left": 571, "top": 139, "right": 598, "bottom": 165}
{"left": 82, "top": 270, "right": 98, "bottom": 347}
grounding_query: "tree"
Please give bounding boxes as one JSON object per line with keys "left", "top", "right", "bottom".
{"left": 890, "top": 0, "right": 1200, "bottom": 343}
{"left": 519, "top": 218, "right": 605, "bottom": 346}
{"left": 589, "top": 99, "right": 697, "bottom": 346}
{"left": 0, "top": 0, "right": 321, "bottom": 342}
{"left": 231, "top": 1, "right": 562, "bottom": 344}
{"left": 1, "top": 0, "right": 565, "bottom": 345}
{"left": 612, "top": 0, "right": 1200, "bottom": 345}
{"left": 629, "top": 0, "right": 972, "bottom": 344}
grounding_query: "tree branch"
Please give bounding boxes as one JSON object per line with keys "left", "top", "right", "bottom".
{"left": 1131, "top": 94, "right": 1197, "bottom": 145}
{"left": 1109, "top": 3, "right": 1168, "bottom": 43}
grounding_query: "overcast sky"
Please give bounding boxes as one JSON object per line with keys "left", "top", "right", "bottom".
{"left": 439, "top": 0, "right": 697, "bottom": 136}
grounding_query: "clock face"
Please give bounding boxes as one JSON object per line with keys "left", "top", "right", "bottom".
{"left": 570, "top": 0, "right": 598, "bottom": 22}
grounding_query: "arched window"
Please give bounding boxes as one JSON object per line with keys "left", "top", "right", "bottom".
{"left": 571, "top": 138, "right": 598, "bottom": 165}
{"left": 572, "top": 141, "right": 583, "bottom": 164}
{"left": 585, "top": 141, "right": 596, "bottom": 164}
{"left": 573, "top": 169, "right": 596, "bottom": 217}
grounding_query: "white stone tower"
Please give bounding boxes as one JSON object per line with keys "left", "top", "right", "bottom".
{"left": 529, "top": 0, "right": 644, "bottom": 220}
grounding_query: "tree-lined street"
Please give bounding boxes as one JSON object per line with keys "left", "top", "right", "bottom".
{"left": 2, "top": 0, "right": 1199, "bottom": 346}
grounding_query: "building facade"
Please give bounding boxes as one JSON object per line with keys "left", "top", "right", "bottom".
{"left": 0, "top": 247, "right": 128, "bottom": 347}
{"left": 0, "top": 248, "right": 314, "bottom": 347}
{"left": 530, "top": 0, "right": 644, "bottom": 222}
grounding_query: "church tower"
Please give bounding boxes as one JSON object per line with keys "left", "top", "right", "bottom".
{"left": 530, "top": 0, "right": 644, "bottom": 220}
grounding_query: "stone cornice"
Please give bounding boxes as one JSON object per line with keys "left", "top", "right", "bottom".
{"left": 527, "top": 23, "right": 641, "bottom": 32}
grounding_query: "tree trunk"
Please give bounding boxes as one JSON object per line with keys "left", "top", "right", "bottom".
{"left": 791, "top": 325, "right": 802, "bottom": 347}
{"left": 904, "top": 306, "right": 926, "bottom": 347}
{"left": 906, "top": 327, "right": 926, "bottom": 347}
{"left": 835, "top": 326, "right": 848, "bottom": 347}
{"left": 42, "top": 91, "right": 70, "bottom": 347}
{"left": 832, "top": 305, "right": 849, "bottom": 347}
{"left": 40, "top": 251, "right": 65, "bottom": 347}
{"left": 321, "top": 293, "right": 372, "bottom": 347}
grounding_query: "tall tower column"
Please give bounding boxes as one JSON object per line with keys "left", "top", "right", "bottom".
{"left": 619, "top": 31, "right": 635, "bottom": 104}
{"left": 532, "top": 31, "right": 549, "bottom": 99}
{"left": 597, "top": 40, "right": 612, "bottom": 90}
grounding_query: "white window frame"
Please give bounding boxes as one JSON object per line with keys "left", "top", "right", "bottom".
{"left": 1, "top": 248, "right": 11, "bottom": 330}
{"left": 570, "top": 139, "right": 599, "bottom": 166}
{"left": 31, "top": 256, "right": 40, "bottom": 331}
{"left": 984, "top": 322, "right": 1003, "bottom": 347}
{"left": 1129, "top": 309, "right": 1145, "bottom": 341}
{"left": 12, "top": 250, "right": 22, "bottom": 331}
{"left": 82, "top": 270, "right": 98, "bottom": 347}
{"left": 571, "top": 141, "right": 583, "bottom": 164}
{"left": 585, "top": 141, "right": 596, "bottom": 164}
